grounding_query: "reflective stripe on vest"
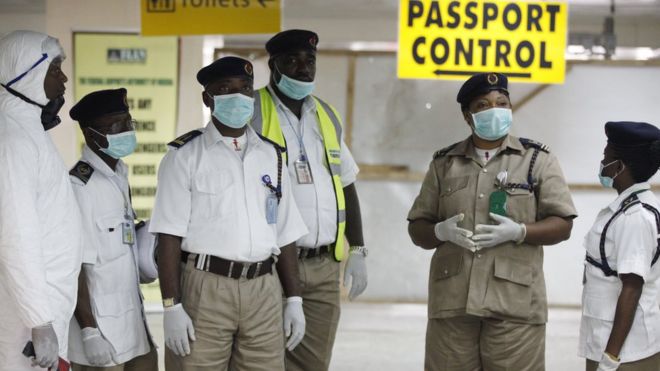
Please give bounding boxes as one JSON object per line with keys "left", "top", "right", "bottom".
{"left": 251, "top": 87, "right": 347, "bottom": 261}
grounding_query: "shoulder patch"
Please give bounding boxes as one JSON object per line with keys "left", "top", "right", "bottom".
{"left": 433, "top": 142, "right": 459, "bottom": 159}
{"left": 168, "top": 130, "right": 203, "bottom": 149}
{"left": 69, "top": 161, "right": 94, "bottom": 184}
{"left": 257, "top": 133, "right": 286, "bottom": 152}
{"left": 519, "top": 138, "right": 550, "bottom": 153}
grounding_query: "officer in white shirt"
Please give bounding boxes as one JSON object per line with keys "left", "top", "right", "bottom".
{"left": 150, "top": 56, "right": 308, "bottom": 371}
{"left": 67, "top": 88, "right": 157, "bottom": 371}
{"left": 581, "top": 121, "right": 660, "bottom": 371}
{"left": 0, "top": 30, "right": 83, "bottom": 371}
{"left": 251, "top": 30, "right": 367, "bottom": 371}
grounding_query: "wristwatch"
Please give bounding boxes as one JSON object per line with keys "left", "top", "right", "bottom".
{"left": 162, "top": 297, "right": 179, "bottom": 308}
{"left": 349, "top": 246, "right": 368, "bottom": 257}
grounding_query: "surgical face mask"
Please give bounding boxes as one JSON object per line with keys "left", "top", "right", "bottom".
{"left": 471, "top": 108, "right": 513, "bottom": 141}
{"left": 90, "top": 128, "right": 137, "bottom": 159}
{"left": 210, "top": 93, "right": 254, "bottom": 129}
{"left": 599, "top": 160, "right": 624, "bottom": 188}
{"left": 275, "top": 67, "right": 315, "bottom": 100}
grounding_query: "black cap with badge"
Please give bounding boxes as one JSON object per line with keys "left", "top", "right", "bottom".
{"left": 196, "top": 56, "right": 254, "bottom": 87}
{"left": 266, "top": 29, "right": 318, "bottom": 57}
{"left": 457, "top": 72, "right": 509, "bottom": 110}
{"left": 70, "top": 88, "right": 129, "bottom": 126}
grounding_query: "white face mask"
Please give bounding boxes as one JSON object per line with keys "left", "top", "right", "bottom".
{"left": 471, "top": 108, "right": 513, "bottom": 141}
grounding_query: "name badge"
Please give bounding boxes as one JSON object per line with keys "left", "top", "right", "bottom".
{"left": 122, "top": 221, "right": 135, "bottom": 245}
{"left": 294, "top": 158, "right": 313, "bottom": 184}
{"left": 489, "top": 190, "right": 507, "bottom": 216}
{"left": 266, "top": 193, "right": 278, "bottom": 224}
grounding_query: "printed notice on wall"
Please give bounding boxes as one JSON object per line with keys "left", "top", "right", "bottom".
{"left": 74, "top": 33, "right": 179, "bottom": 219}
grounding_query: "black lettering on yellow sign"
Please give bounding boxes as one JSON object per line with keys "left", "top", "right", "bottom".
{"left": 135, "top": 143, "right": 168, "bottom": 153}
{"left": 406, "top": 0, "right": 561, "bottom": 78}
{"left": 131, "top": 187, "right": 157, "bottom": 197}
{"left": 133, "top": 164, "right": 157, "bottom": 175}
{"left": 182, "top": 0, "right": 250, "bottom": 8}
{"left": 138, "top": 99, "right": 152, "bottom": 110}
{"left": 135, "top": 120, "right": 156, "bottom": 131}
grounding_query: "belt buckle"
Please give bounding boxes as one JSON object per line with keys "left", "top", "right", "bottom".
{"left": 254, "top": 262, "right": 262, "bottom": 277}
{"left": 240, "top": 264, "right": 250, "bottom": 279}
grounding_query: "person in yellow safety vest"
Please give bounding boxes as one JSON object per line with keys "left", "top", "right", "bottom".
{"left": 251, "top": 29, "right": 368, "bottom": 371}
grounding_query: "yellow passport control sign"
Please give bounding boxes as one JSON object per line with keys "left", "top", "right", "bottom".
{"left": 398, "top": 0, "right": 568, "bottom": 83}
{"left": 141, "top": 0, "right": 281, "bottom": 36}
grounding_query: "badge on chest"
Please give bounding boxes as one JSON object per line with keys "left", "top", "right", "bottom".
{"left": 294, "top": 156, "right": 313, "bottom": 184}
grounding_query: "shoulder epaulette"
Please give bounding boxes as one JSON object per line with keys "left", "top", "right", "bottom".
{"left": 257, "top": 133, "right": 286, "bottom": 152}
{"left": 69, "top": 161, "right": 94, "bottom": 184}
{"left": 168, "top": 129, "right": 203, "bottom": 149}
{"left": 433, "top": 142, "right": 459, "bottom": 159}
{"left": 519, "top": 138, "right": 550, "bottom": 153}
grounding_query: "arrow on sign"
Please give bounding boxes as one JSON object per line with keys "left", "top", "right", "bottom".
{"left": 257, "top": 0, "right": 275, "bottom": 7}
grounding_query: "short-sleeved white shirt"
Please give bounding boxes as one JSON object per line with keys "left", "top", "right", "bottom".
{"left": 149, "top": 124, "right": 307, "bottom": 262}
{"left": 68, "top": 146, "right": 151, "bottom": 365}
{"left": 267, "top": 85, "right": 359, "bottom": 248}
{"left": 579, "top": 182, "right": 660, "bottom": 362}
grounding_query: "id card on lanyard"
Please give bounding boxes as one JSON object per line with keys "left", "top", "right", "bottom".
{"left": 285, "top": 110, "right": 314, "bottom": 184}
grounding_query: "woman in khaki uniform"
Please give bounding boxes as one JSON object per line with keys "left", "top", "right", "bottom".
{"left": 407, "top": 72, "right": 577, "bottom": 371}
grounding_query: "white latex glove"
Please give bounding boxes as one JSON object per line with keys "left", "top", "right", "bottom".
{"left": 283, "top": 297, "right": 305, "bottom": 351}
{"left": 343, "top": 252, "right": 367, "bottom": 300}
{"left": 434, "top": 213, "right": 477, "bottom": 252}
{"left": 597, "top": 352, "right": 621, "bottom": 371}
{"left": 81, "top": 327, "right": 115, "bottom": 366}
{"left": 164, "top": 303, "right": 196, "bottom": 356}
{"left": 31, "top": 323, "right": 59, "bottom": 369}
{"left": 472, "top": 213, "right": 525, "bottom": 249}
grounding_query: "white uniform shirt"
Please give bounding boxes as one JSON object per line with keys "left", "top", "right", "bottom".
{"left": 267, "top": 85, "right": 359, "bottom": 248}
{"left": 579, "top": 182, "right": 660, "bottom": 362}
{"left": 67, "top": 146, "right": 151, "bottom": 366}
{"left": 150, "top": 124, "right": 307, "bottom": 262}
{"left": 0, "top": 31, "right": 82, "bottom": 367}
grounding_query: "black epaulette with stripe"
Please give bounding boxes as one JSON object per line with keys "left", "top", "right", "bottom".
{"left": 433, "top": 142, "right": 459, "bottom": 159}
{"left": 256, "top": 133, "right": 286, "bottom": 152}
{"left": 519, "top": 138, "right": 550, "bottom": 153}
{"left": 69, "top": 161, "right": 94, "bottom": 184}
{"left": 168, "top": 129, "right": 203, "bottom": 149}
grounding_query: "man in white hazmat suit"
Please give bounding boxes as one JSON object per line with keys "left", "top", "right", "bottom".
{"left": 0, "top": 30, "right": 83, "bottom": 370}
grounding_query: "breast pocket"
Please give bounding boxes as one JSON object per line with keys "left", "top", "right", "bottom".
{"left": 439, "top": 176, "right": 470, "bottom": 219}
{"left": 504, "top": 184, "right": 536, "bottom": 223}
{"left": 95, "top": 213, "right": 130, "bottom": 263}
{"left": 192, "top": 171, "right": 234, "bottom": 219}
{"left": 483, "top": 256, "right": 533, "bottom": 319}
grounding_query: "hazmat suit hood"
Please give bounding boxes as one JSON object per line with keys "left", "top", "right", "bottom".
{"left": 0, "top": 30, "right": 66, "bottom": 127}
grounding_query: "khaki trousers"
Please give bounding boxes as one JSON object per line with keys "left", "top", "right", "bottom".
{"left": 72, "top": 346, "right": 158, "bottom": 371}
{"left": 167, "top": 259, "right": 285, "bottom": 371}
{"left": 586, "top": 352, "right": 660, "bottom": 371}
{"left": 425, "top": 315, "right": 545, "bottom": 371}
{"left": 285, "top": 254, "right": 341, "bottom": 371}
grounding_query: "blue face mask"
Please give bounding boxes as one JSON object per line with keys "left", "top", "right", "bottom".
{"left": 90, "top": 128, "right": 137, "bottom": 159}
{"left": 275, "top": 68, "right": 315, "bottom": 100}
{"left": 471, "top": 108, "right": 513, "bottom": 141}
{"left": 599, "top": 160, "right": 624, "bottom": 188}
{"left": 210, "top": 93, "right": 254, "bottom": 129}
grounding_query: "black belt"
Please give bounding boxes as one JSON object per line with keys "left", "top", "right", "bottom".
{"left": 297, "top": 245, "right": 331, "bottom": 259}
{"left": 181, "top": 251, "right": 273, "bottom": 279}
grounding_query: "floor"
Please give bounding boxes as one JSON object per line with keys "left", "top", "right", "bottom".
{"left": 144, "top": 303, "right": 585, "bottom": 371}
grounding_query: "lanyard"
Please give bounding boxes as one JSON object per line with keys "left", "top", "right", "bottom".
{"left": 282, "top": 110, "right": 307, "bottom": 161}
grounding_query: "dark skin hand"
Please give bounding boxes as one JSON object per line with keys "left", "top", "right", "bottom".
{"left": 268, "top": 50, "right": 316, "bottom": 119}
{"left": 157, "top": 233, "right": 183, "bottom": 302}
{"left": 73, "top": 267, "right": 97, "bottom": 329}
{"left": 344, "top": 183, "right": 364, "bottom": 246}
{"left": 605, "top": 274, "right": 644, "bottom": 358}
{"left": 408, "top": 89, "right": 573, "bottom": 249}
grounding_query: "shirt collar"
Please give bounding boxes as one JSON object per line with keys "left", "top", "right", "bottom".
{"left": 81, "top": 145, "right": 126, "bottom": 178}
{"left": 448, "top": 135, "right": 525, "bottom": 158}
{"left": 607, "top": 182, "right": 651, "bottom": 212}
{"left": 203, "top": 121, "right": 263, "bottom": 150}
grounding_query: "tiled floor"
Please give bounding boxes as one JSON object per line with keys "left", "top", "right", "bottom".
{"left": 145, "top": 303, "right": 584, "bottom": 370}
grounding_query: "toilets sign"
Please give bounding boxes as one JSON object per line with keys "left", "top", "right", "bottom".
{"left": 398, "top": 0, "right": 568, "bottom": 83}
{"left": 141, "top": 0, "right": 281, "bottom": 35}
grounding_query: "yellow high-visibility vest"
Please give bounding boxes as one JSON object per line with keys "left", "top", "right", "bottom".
{"left": 251, "top": 87, "right": 346, "bottom": 261}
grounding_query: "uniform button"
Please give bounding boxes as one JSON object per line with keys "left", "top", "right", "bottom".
{"left": 483, "top": 168, "right": 488, "bottom": 173}
{"left": 477, "top": 254, "right": 482, "bottom": 258}
{"left": 447, "top": 187, "right": 452, "bottom": 192}
{"left": 444, "top": 269, "right": 448, "bottom": 275}
{"left": 479, "top": 193, "right": 484, "bottom": 199}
